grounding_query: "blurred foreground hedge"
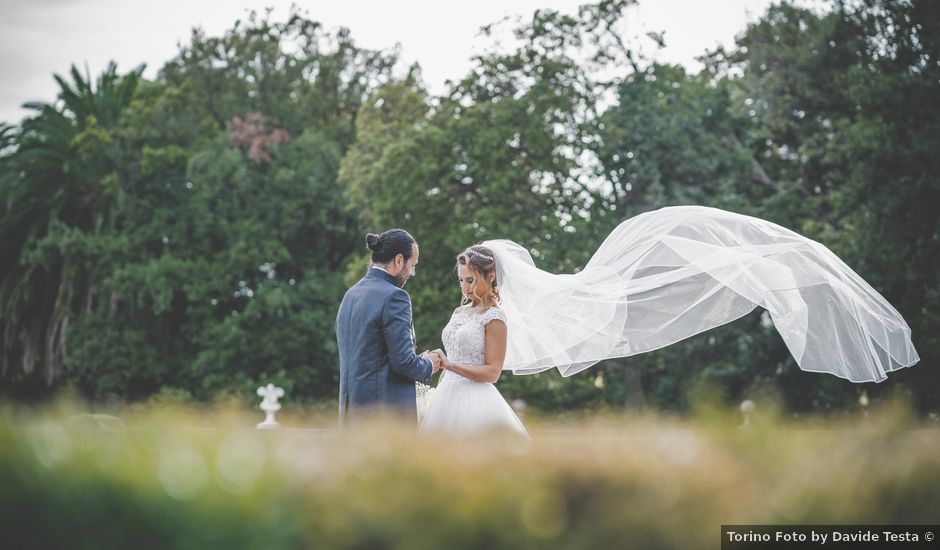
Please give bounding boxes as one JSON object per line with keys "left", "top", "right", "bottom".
{"left": 1, "top": 401, "right": 939, "bottom": 549}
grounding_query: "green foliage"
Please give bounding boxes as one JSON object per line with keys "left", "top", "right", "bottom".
{"left": 1, "top": 403, "right": 939, "bottom": 549}
{"left": 596, "top": 64, "right": 756, "bottom": 214}
{"left": 2, "top": 10, "right": 378, "bottom": 403}
{"left": 1, "top": 62, "right": 145, "bottom": 389}
{"left": 719, "top": 0, "right": 940, "bottom": 412}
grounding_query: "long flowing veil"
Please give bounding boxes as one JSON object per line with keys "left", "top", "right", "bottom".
{"left": 483, "top": 205, "right": 919, "bottom": 383}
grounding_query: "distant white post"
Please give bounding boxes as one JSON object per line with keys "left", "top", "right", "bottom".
{"left": 256, "top": 383, "right": 284, "bottom": 429}
{"left": 739, "top": 399, "right": 755, "bottom": 429}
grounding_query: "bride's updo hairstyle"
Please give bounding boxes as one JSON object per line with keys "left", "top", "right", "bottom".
{"left": 457, "top": 244, "right": 500, "bottom": 308}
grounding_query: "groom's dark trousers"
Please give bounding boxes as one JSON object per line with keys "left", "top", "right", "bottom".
{"left": 335, "top": 267, "right": 433, "bottom": 427}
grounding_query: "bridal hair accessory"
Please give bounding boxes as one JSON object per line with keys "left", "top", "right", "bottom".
{"left": 463, "top": 248, "right": 494, "bottom": 262}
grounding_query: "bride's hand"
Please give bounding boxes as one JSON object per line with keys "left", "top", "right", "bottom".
{"left": 421, "top": 350, "right": 442, "bottom": 372}
{"left": 432, "top": 349, "right": 448, "bottom": 368}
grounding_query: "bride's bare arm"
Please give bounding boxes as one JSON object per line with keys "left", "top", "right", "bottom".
{"left": 437, "top": 320, "right": 507, "bottom": 383}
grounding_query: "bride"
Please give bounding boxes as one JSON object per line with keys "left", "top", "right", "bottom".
{"left": 418, "top": 246, "right": 529, "bottom": 439}
{"left": 420, "top": 205, "right": 920, "bottom": 434}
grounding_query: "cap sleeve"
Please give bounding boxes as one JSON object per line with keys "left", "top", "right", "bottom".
{"left": 481, "top": 307, "right": 506, "bottom": 327}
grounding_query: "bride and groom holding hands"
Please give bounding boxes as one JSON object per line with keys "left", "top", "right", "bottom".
{"left": 335, "top": 228, "right": 528, "bottom": 437}
{"left": 336, "top": 207, "right": 920, "bottom": 436}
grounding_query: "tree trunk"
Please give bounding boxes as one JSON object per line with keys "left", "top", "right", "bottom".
{"left": 622, "top": 360, "right": 647, "bottom": 413}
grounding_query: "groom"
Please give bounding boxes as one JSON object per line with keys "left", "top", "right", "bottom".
{"left": 335, "top": 228, "right": 442, "bottom": 427}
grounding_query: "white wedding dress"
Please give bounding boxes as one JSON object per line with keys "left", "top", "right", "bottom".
{"left": 419, "top": 305, "right": 529, "bottom": 439}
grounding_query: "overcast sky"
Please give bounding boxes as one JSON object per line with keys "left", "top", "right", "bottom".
{"left": 1, "top": 0, "right": 808, "bottom": 125}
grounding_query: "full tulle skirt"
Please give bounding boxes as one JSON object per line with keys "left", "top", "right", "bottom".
{"left": 419, "top": 372, "right": 529, "bottom": 439}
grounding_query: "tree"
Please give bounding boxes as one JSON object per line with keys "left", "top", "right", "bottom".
{"left": 3, "top": 9, "right": 399, "bottom": 402}
{"left": 0, "top": 62, "right": 144, "bottom": 391}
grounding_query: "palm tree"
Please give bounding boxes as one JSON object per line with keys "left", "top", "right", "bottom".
{"left": 0, "top": 62, "right": 144, "bottom": 388}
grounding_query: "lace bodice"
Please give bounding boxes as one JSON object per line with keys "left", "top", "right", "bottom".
{"left": 440, "top": 305, "right": 506, "bottom": 384}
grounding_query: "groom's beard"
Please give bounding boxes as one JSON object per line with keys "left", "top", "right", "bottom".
{"left": 395, "top": 273, "right": 409, "bottom": 288}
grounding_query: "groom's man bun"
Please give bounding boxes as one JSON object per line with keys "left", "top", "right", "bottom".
{"left": 367, "top": 229, "right": 416, "bottom": 264}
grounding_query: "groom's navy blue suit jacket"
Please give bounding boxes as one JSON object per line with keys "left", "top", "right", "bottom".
{"left": 335, "top": 267, "right": 433, "bottom": 426}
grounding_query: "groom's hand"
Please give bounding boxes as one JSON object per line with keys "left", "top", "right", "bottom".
{"left": 421, "top": 350, "right": 442, "bottom": 373}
